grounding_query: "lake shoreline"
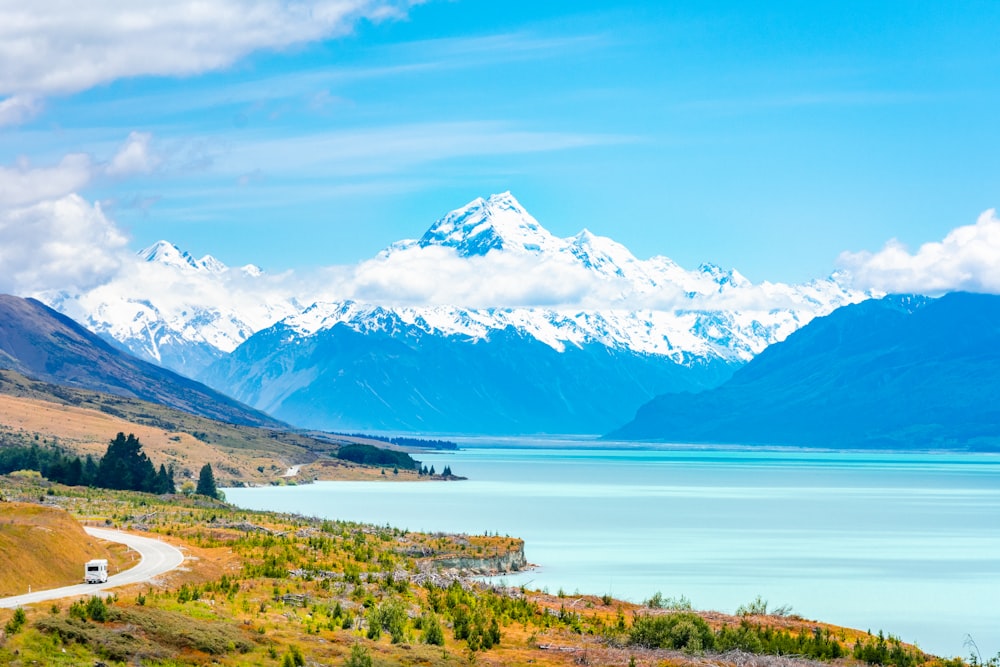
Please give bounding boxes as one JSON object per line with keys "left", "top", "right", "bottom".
{"left": 224, "top": 443, "right": 1000, "bottom": 659}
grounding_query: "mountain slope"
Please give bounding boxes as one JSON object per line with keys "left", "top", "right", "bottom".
{"left": 201, "top": 316, "right": 735, "bottom": 434}
{"left": 0, "top": 295, "right": 284, "bottom": 428}
{"left": 609, "top": 292, "right": 1000, "bottom": 449}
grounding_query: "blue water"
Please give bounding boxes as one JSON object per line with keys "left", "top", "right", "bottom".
{"left": 224, "top": 442, "right": 1000, "bottom": 658}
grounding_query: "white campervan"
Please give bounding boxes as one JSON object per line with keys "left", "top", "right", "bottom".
{"left": 85, "top": 559, "right": 108, "bottom": 584}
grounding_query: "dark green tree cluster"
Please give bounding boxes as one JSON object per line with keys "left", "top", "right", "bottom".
{"left": 629, "top": 613, "right": 890, "bottom": 662}
{"left": 0, "top": 444, "right": 97, "bottom": 486}
{"left": 852, "top": 631, "right": 921, "bottom": 667}
{"left": 335, "top": 433, "right": 458, "bottom": 450}
{"left": 418, "top": 463, "right": 456, "bottom": 477}
{"left": 336, "top": 444, "right": 419, "bottom": 470}
{"left": 97, "top": 432, "right": 175, "bottom": 494}
{"left": 0, "top": 433, "right": 173, "bottom": 493}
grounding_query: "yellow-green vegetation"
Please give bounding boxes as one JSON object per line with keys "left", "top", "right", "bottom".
{"left": 0, "top": 474, "right": 977, "bottom": 667}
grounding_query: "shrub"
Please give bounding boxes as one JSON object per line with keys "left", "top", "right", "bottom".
{"left": 345, "top": 643, "right": 373, "bottom": 667}
{"left": 629, "top": 612, "right": 714, "bottom": 652}
{"left": 645, "top": 591, "right": 665, "bottom": 609}
{"left": 423, "top": 613, "right": 445, "bottom": 646}
{"left": 85, "top": 596, "right": 108, "bottom": 622}
{"left": 736, "top": 595, "right": 769, "bottom": 617}
{"left": 4, "top": 607, "right": 27, "bottom": 634}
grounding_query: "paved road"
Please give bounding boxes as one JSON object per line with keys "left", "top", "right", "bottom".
{"left": 0, "top": 527, "right": 185, "bottom": 609}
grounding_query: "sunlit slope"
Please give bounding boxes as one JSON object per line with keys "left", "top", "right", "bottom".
{"left": 0, "top": 502, "right": 126, "bottom": 597}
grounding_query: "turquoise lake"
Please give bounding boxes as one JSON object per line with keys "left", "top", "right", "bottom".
{"left": 224, "top": 442, "right": 1000, "bottom": 658}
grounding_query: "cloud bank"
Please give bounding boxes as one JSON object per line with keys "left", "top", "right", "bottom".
{"left": 4, "top": 135, "right": 998, "bottom": 308}
{"left": 838, "top": 210, "right": 1000, "bottom": 295}
{"left": 0, "top": 0, "right": 420, "bottom": 125}
{"left": 0, "top": 134, "right": 168, "bottom": 293}
{"left": 0, "top": 195, "right": 128, "bottom": 294}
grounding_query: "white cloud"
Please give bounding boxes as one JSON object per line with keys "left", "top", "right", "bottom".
{"left": 0, "top": 1, "right": 420, "bottom": 102}
{"left": 0, "top": 195, "right": 129, "bottom": 294}
{"left": 0, "top": 137, "right": 164, "bottom": 295}
{"left": 0, "top": 154, "right": 93, "bottom": 207}
{"left": 0, "top": 93, "right": 42, "bottom": 126}
{"left": 341, "top": 245, "right": 617, "bottom": 308}
{"left": 220, "top": 121, "right": 633, "bottom": 177}
{"left": 106, "top": 131, "right": 160, "bottom": 176}
{"left": 838, "top": 210, "right": 1000, "bottom": 295}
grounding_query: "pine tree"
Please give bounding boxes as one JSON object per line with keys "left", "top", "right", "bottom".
{"left": 83, "top": 455, "right": 99, "bottom": 486}
{"left": 66, "top": 456, "right": 83, "bottom": 486}
{"left": 154, "top": 464, "right": 176, "bottom": 494}
{"left": 97, "top": 433, "right": 157, "bottom": 492}
{"left": 196, "top": 463, "right": 218, "bottom": 498}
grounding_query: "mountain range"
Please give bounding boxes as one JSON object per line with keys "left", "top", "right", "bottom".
{"left": 38, "top": 192, "right": 871, "bottom": 434}
{"left": 610, "top": 292, "right": 1000, "bottom": 450}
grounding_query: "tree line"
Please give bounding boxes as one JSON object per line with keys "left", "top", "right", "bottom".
{"left": 0, "top": 432, "right": 178, "bottom": 495}
{"left": 336, "top": 444, "right": 420, "bottom": 470}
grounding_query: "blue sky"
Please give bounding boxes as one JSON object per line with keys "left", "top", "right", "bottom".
{"left": 2, "top": 0, "right": 1000, "bottom": 288}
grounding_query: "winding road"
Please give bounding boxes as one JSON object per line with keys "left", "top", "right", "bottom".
{"left": 0, "top": 527, "right": 185, "bottom": 609}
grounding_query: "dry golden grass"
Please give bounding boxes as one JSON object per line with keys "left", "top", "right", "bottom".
{"left": 0, "top": 386, "right": 431, "bottom": 486}
{"left": 0, "top": 501, "right": 130, "bottom": 597}
{"left": 0, "top": 393, "right": 292, "bottom": 484}
{"left": 303, "top": 458, "right": 427, "bottom": 481}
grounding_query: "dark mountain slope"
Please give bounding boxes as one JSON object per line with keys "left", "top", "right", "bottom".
{"left": 609, "top": 293, "right": 1000, "bottom": 449}
{"left": 201, "top": 320, "right": 734, "bottom": 435}
{"left": 0, "top": 295, "right": 283, "bottom": 428}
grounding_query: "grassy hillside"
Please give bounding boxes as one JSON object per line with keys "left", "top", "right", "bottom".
{"left": 0, "top": 370, "right": 429, "bottom": 485}
{"left": 0, "top": 295, "right": 283, "bottom": 429}
{"left": 0, "top": 501, "right": 129, "bottom": 597}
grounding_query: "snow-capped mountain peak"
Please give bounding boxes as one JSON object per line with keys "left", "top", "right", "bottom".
{"left": 418, "top": 191, "right": 562, "bottom": 256}
{"left": 568, "top": 229, "right": 638, "bottom": 278}
{"left": 698, "top": 262, "right": 752, "bottom": 290}
{"left": 140, "top": 240, "right": 228, "bottom": 274}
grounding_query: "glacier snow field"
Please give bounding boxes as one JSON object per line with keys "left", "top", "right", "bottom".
{"left": 224, "top": 442, "right": 1000, "bottom": 658}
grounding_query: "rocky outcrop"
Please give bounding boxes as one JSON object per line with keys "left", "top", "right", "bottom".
{"left": 433, "top": 542, "right": 528, "bottom": 575}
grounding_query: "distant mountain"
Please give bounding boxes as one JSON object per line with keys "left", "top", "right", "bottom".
{"left": 0, "top": 295, "right": 284, "bottom": 428}
{"left": 609, "top": 292, "right": 1000, "bottom": 450}
{"left": 196, "top": 193, "right": 868, "bottom": 434}
{"left": 39, "top": 193, "right": 868, "bottom": 379}
{"left": 37, "top": 192, "right": 871, "bottom": 434}
{"left": 40, "top": 241, "right": 302, "bottom": 375}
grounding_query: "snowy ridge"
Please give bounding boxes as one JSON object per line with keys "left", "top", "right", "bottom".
{"left": 283, "top": 298, "right": 835, "bottom": 363}
{"left": 40, "top": 241, "right": 302, "bottom": 369}
{"left": 392, "top": 193, "right": 798, "bottom": 303}
{"left": 39, "top": 192, "right": 873, "bottom": 376}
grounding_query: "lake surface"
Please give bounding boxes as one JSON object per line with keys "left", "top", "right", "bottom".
{"left": 224, "top": 441, "right": 1000, "bottom": 658}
